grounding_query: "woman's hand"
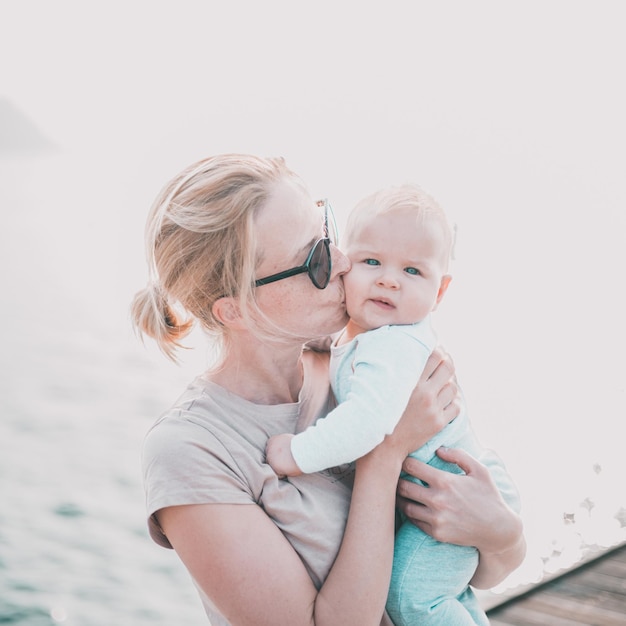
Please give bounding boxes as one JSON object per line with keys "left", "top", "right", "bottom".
{"left": 397, "top": 447, "right": 526, "bottom": 588}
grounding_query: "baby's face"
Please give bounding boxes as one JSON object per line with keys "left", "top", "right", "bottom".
{"left": 342, "top": 209, "right": 450, "bottom": 333}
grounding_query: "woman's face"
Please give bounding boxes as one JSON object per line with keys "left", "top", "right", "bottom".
{"left": 253, "top": 179, "right": 350, "bottom": 341}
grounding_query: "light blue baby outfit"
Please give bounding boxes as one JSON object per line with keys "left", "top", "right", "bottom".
{"left": 290, "top": 318, "right": 521, "bottom": 625}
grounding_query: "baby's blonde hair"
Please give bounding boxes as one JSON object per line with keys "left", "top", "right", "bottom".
{"left": 344, "top": 184, "right": 453, "bottom": 269}
{"left": 130, "top": 154, "right": 303, "bottom": 361}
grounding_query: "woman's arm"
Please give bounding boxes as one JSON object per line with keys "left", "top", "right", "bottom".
{"left": 396, "top": 448, "right": 526, "bottom": 589}
{"left": 158, "top": 447, "right": 402, "bottom": 625}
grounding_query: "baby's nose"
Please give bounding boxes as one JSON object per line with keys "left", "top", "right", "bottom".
{"left": 377, "top": 273, "right": 400, "bottom": 289}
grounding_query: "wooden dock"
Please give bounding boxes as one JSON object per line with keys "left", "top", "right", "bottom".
{"left": 486, "top": 543, "right": 626, "bottom": 625}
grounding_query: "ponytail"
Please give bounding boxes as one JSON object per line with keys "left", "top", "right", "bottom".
{"left": 130, "top": 283, "right": 193, "bottom": 362}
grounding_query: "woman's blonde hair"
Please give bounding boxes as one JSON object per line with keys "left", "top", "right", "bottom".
{"left": 130, "top": 154, "right": 302, "bottom": 361}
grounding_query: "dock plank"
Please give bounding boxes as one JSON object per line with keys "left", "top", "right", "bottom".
{"left": 487, "top": 543, "right": 626, "bottom": 625}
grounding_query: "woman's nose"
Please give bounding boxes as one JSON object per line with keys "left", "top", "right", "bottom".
{"left": 331, "top": 245, "right": 351, "bottom": 276}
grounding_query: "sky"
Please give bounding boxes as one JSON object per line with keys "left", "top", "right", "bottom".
{"left": 2, "top": 0, "right": 626, "bottom": 587}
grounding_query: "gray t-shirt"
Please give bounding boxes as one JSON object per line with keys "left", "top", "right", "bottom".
{"left": 142, "top": 348, "right": 394, "bottom": 625}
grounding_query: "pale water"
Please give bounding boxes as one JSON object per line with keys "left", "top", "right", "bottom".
{"left": 2, "top": 152, "right": 625, "bottom": 625}
{"left": 0, "top": 154, "right": 210, "bottom": 625}
{"left": 0, "top": 323, "right": 208, "bottom": 626}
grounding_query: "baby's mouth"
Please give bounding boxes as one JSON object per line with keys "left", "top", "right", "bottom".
{"left": 371, "top": 298, "right": 394, "bottom": 309}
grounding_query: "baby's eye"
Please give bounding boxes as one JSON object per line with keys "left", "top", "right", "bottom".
{"left": 364, "top": 258, "right": 380, "bottom": 266}
{"left": 405, "top": 267, "right": 421, "bottom": 276}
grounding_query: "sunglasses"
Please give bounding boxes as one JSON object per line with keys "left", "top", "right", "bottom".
{"left": 255, "top": 199, "right": 337, "bottom": 290}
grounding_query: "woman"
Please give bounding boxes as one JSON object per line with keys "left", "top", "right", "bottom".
{"left": 131, "top": 154, "right": 525, "bottom": 626}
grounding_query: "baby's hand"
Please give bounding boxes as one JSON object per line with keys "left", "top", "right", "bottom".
{"left": 266, "top": 434, "right": 302, "bottom": 477}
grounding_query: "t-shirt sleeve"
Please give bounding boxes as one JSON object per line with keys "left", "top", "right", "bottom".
{"left": 142, "top": 412, "right": 255, "bottom": 548}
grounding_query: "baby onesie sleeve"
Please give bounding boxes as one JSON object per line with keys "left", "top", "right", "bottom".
{"left": 291, "top": 322, "right": 436, "bottom": 473}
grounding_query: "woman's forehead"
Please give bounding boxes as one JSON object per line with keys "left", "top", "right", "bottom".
{"left": 272, "top": 181, "right": 322, "bottom": 224}
{"left": 255, "top": 181, "right": 321, "bottom": 259}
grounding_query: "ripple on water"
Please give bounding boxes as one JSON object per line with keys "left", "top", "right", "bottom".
{"left": 0, "top": 600, "right": 54, "bottom": 626}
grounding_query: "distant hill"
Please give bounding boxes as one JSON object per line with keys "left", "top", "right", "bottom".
{"left": 0, "top": 98, "right": 57, "bottom": 154}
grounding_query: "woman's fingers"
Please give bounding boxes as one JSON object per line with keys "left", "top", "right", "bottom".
{"left": 423, "top": 347, "right": 454, "bottom": 382}
{"left": 434, "top": 446, "right": 486, "bottom": 477}
{"left": 423, "top": 347, "right": 460, "bottom": 418}
{"left": 439, "top": 381, "right": 458, "bottom": 411}
{"left": 398, "top": 449, "right": 507, "bottom": 546}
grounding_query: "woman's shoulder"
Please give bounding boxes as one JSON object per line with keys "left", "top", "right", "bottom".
{"left": 141, "top": 377, "right": 277, "bottom": 523}
{"left": 143, "top": 376, "right": 271, "bottom": 458}
{"left": 142, "top": 374, "right": 303, "bottom": 483}
{"left": 141, "top": 390, "right": 243, "bottom": 490}
{"left": 142, "top": 377, "right": 222, "bottom": 452}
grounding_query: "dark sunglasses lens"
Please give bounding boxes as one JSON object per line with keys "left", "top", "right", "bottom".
{"left": 309, "top": 240, "right": 331, "bottom": 288}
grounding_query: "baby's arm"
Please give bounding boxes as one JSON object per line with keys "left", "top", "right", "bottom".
{"left": 267, "top": 327, "right": 434, "bottom": 475}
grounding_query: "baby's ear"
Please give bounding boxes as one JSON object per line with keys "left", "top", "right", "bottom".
{"left": 212, "top": 297, "right": 244, "bottom": 328}
{"left": 433, "top": 275, "right": 452, "bottom": 310}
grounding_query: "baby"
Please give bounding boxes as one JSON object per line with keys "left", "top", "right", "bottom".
{"left": 267, "top": 184, "right": 521, "bottom": 625}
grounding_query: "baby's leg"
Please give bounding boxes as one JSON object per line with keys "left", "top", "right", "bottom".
{"left": 386, "top": 521, "right": 488, "bottom": 626}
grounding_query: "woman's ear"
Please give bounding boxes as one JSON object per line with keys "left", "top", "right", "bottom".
{"left": 212, "top": 297, "right": 244, "bottom": 328}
